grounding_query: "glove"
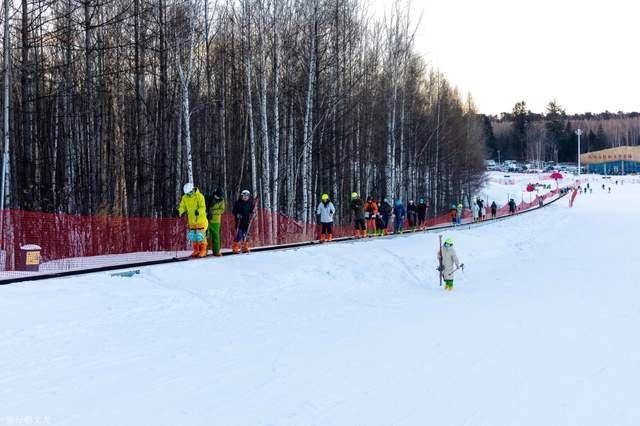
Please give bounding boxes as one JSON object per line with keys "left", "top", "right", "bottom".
{"left": 437, "top": 265, "right": 444, "bottom": 272}
{"left": 207, "top": 211, "right": 213, "bottom": 220}
{"left": 460, "top": 263, "right": 465, "bottom": 271}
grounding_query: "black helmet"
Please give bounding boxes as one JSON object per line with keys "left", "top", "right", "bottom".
{"left": 213, "top": 188, "right": 223, "bottom": 200}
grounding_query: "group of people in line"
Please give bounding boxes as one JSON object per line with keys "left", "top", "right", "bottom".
{"left": 448, "top": 198, "right": 516, "bottom": 225}
{"left": 176, "top": 182, "right": 526, "bottom": 258}
{"left": 343, "top": 193, "right": 430, "bottom": 241}
{"left": 178, "top": 183, "right": 256, "bottom": 257}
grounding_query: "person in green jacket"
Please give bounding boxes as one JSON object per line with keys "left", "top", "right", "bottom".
{"left": 206, "top": 188, "right": 225, "bottom": 257}
{"left": 178, "top": 182, "right": 208, "bottom": 257}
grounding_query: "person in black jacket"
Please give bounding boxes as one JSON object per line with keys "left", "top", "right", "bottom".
{"left": 417, "top": 198, "right": 428, "bottom": 229}
{"left": 508, "top": 198, "right": 517, "bottom": 215}
{"left": 378, "top": 198, "right": 393, "bottom": 236}
{"left": 350, "top": 192, "right": 366, "bottom": 238}
{"left": 407, "top": 200, "right": 418, "bottom": 231}
{"left": 232, "top": 190, "right": 255, "bottom": 253}
{"left": 490, "top": 201, "right": 497, "bottom": 218}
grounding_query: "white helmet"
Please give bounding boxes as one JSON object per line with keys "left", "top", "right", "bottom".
{"left": 241, "top": 189, "right": 251, "bottom": 197}
{"left": 183, "top": 182, "right": 194, "bottom": 194}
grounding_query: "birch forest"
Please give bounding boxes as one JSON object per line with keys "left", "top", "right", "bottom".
{"left": 2, "top": 0, "right": 487, "bottom": 222}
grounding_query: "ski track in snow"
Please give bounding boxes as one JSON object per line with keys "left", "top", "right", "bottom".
{"left": 2, "top": 180, "right": 640, "bottom": 425}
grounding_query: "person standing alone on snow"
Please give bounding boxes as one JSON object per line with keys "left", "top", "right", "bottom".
{"left": 316, "top": 194, "right": 336, "bottom": 242}
{"left": 232, "top": 190, "right": 255, "bottom": 253}
{"left": 437, "top": 237, "right": 463, "bottom": 291}
{"left": 206, "top": 188, "right": 225, "bottom": 257}
{"left": 178, "top": 183, "right": 208, "bottom": 258}
{"left": 491, "top": 201, "right": 497, "bottom": 219}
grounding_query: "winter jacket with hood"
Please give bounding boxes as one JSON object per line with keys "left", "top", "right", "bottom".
{"left": 316, "top": 201, "right": 336, "bottom": 223}
{"left": 351, "top": 198, "right": 365, "bottom": 221}
{"left": 178, "top": 188, "right": 208, "bottom": 229}
{"left": 233, "top": 197, "right": 255, "bottom": 230}
{"left": 438, "top": 245, "right": 460, "bottom": 280}
{"left": 206, "top": 194, "right": 225, "bottom": 225}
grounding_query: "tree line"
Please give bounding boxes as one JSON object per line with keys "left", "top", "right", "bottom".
{"left": 487, "top": 100, "right": 640, "bottom": 163}
{"left": 1, "top": 0, "right": 487, "bottom": 224}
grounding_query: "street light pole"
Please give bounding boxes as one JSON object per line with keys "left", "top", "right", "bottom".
{"left": 575, "top": 129, "right": 583, "bottom": 177}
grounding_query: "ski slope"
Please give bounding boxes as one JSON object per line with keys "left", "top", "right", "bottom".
{"left": 2, "top": 180, "right": 639, "bottom": 425}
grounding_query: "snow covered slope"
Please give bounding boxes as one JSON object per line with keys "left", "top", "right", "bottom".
{"left": 2, "top": 181, "right": 639, "bottom": 425}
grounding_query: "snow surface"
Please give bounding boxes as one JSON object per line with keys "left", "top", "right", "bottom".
{"left": 2, "top": 180, "right": 640, "bottom": 425}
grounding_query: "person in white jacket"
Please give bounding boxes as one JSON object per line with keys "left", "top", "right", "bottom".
{"left": 471, "top": 201, "right": 479, "bottom": 222}
{"left": 316, "top": 194, "right": 336, "bottom": 242}
{"left": 437, "top": 237, "right": 463, "bottom": 291}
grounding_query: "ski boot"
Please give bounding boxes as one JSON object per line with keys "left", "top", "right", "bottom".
{"left": 198, "top": 242, "right": 207, "bottom": 258}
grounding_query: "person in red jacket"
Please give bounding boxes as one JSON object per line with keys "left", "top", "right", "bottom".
{"left": 364, "top": 196, "right": 379, "bottom": 236}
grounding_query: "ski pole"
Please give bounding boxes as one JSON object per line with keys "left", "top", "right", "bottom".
{"left": 450, "top": 264, "right": 465, "bottom": 274}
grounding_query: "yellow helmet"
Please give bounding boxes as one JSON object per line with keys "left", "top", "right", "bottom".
{"left": 321, "top": 193, "right": 329, "bottom": 201}
{"left": 351, "top": 192, "right": 358, "bottom": 199}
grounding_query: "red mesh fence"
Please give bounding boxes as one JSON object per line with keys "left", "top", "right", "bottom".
{"left": 0, "top": 190, "right": 564, "bottom": 280}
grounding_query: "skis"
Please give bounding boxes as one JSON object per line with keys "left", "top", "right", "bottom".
{"left": 438, "top": 235, "right": 444, "bottom": 286}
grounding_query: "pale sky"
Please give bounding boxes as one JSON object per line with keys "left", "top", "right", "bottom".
{"left": 372, "top": 0, "right": 640, "bottom": 115}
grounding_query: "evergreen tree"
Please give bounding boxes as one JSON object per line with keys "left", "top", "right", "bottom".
{"left": 512, "top": 101, "right": 530, "bottom": 161}
{"left": 544, "top": 100, "right": 566, "bottom": 162}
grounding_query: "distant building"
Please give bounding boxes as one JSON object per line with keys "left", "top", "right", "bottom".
{"left": 580, "top": 146, "right": 640, "bottom": 174}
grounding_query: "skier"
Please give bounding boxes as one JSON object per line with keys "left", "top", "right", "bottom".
{"left": 378, "top": 198, "right": 393, "bottom": 236}
{"left": 316, "top": 194, "right": 336, "bottom": 243}
{"left": 393, "top": 199, "right": 406, "bottom": 234}
{"left": 437, "top": 237, "right": 463, "bottom": 291}
{"left": 364, "top": 196, "right": 379, "bottom": 236}
{"left": 471, "top": 200, "right": 479, "bottom": 222}
{"left": 205, "top": 188, "right": 225, "bottom": 257}
{"left": 407, "top": 200, "right": 418, "bottom": 231}
{"left": 508, "top": 198, "right": 517, "bottom": 215}
{"left": 538, "top": 196, "right": 544, "bottom": 208}
{"left": 232, "top": 190, "right": 255, "bottom": 254}
{"left": 350, "top": 192, "right": 366, "bottom": 238}
{"left": 480, "top": 200, "right": 487, "bottom": 220}
{"left": 450, "top": 204, "right": 458, "bottom": 225}
{"left": 417, "top": 198, "right": 428, "bottom": 229}
{"left": 178, "top": 182, "right": 208, "bottom": 258}
{"left": 456, "top": 202, "right": 463, "bottom": 225}
{"left": 608, "top": 187, "right": 611, "bottom": 193}
{"left": 490, "top": 201, "right": 497, "bottom": 218}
